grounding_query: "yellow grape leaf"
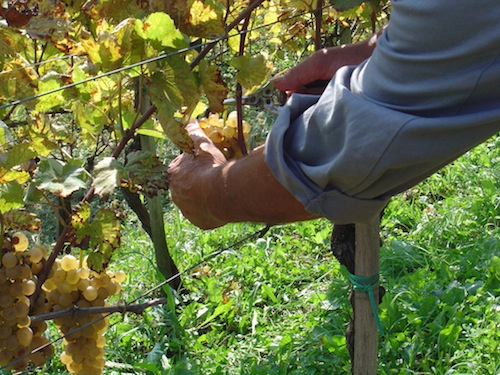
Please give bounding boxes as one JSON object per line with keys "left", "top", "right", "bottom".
{"left": 229, "top": 54, "right": 273, "bottom": 92}
{"left": 0, "top": 57, "right": 38, "bottom": 106}
{"left": 198, "top": 61, "right": 228, "bottom": 113}
{"left": 188, "top": 0, "right": 224, "bottom": 37}
{"left": 156, "top": 111, "right": 194, "bottom": 154}
{"left": 80, "top": 19, "right": 128, "bottom": 71}
{"left": 162, "top": 0, "right": 224, "bottom": 38}
{"left": 139, "top": 12, "right": 187, "bottom": 50}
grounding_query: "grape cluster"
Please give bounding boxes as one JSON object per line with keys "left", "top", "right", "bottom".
{"left": 0, "top": 233, "right": 54, "bottom": 370}
{"left": 200, "top": 111, "right": 250, "bottom": 159}
{"left": 44, "top": 255, "right": 126, "bottom": 375}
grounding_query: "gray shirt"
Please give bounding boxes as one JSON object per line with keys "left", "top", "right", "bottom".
{"left": 265, "top": 0, "right": 500, "bottom": 224}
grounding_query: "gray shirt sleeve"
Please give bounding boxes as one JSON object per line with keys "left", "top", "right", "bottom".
{"left": 265, "top": 0, "right": 500, "bottom": 224}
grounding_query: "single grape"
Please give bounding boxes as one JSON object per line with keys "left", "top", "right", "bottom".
{"left": 12, "top": 232, "right": 29, "bottom": 252}
{"left": 21, "top": 279, "right": 36, "bottom": 296}
{"left": 16, "top": 327, "right": 33, "bottom": 347}
{"left": 83, "top": 286, "right": 98, "bottom": 301}
{"left": 113, "top": 270, "right": 126, "bottom": 283}
{"left": 2, "top": 252, "right": 18, "bottom": 269}
{"left": 60, "top": 255, "right": 78, "bottom": 272}
{"left": 27, "top": 245, "right": 44, "bottom": 263}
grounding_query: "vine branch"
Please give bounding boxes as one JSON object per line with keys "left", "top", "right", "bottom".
{"left": 30, "top": 298, "right": 166, "bottom": 323}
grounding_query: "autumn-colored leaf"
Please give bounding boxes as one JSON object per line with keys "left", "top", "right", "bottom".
{"left": 2, "top": 210, "right": 41, "bottom": 232}
{"left": 68, "top": 203, "right": 121, "bottom": 272}
{"left": 199, "top": 61, "right": 228, "bottom": 114}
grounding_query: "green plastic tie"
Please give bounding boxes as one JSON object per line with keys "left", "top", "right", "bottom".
{"left": 348, "top": 273, "right": 384, "bottom": 335}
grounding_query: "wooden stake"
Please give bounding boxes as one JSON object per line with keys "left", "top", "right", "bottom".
{"left": 353, "top": 218, "right": 380, "bottom": 374}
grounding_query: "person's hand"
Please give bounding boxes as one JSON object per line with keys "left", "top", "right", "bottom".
{"left": 168, "top": 121, "right": 318, "bottom": 229}
{"left": 167, "top": 120, "right": 227, "bottom": 229}
{"left": 272, "top": 32, "right": 380, "bottom": 95}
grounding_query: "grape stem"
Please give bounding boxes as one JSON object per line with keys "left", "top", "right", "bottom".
{"left": 30, "top": 297, "right": 167, "bottom": 323}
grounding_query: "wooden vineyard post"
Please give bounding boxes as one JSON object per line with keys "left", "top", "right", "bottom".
{"left": 353, "top": 218, "right": 380, "bottom": 374}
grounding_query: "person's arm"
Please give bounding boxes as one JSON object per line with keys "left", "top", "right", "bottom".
{"left": 168, "top": 30, "right": 385, "bottom": 229}
{"left": 272, "top": 28, "right": 383, "bottom": 94}
{"left": 167, "top": 122, "right": 318, "bottom": 229}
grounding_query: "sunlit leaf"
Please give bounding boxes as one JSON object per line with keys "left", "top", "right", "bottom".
{"left": 188, "top": 0, "right": 224, "bottom": 37}
{"left": 35, "top": 72, "right": 67, "bottom": 112}
{"left": 230, "top": 54, "right": 273, "bottom": 91}
{"left": 0, "top": 181, "right": 24, "bottom": 213}
{"left": 140, "top": 12, "right": 187, "bottom": 50}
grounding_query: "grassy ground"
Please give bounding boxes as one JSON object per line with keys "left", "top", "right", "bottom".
{"left": 25, "top": 134, "right": 499, "bottom": 374}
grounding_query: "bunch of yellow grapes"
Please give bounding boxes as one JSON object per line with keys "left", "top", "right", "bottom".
{"left": 199, "top": 111, "right": 250, "bottom": 159}
{"left": 43, "top": 254, "right": 126, "bottom": 375}
{"left": 0, "top": 232, "right": 54, "bottom": 370}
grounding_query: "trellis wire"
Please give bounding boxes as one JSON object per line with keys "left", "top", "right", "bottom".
{"left": 0, "top": 4, "right": 334, "bottom": 111}
{"left": 0, "top": 225, "right": 271, "bottom": 371}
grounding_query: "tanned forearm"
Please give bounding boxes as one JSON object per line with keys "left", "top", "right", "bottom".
{"left": 205, "top": 146, "right": 318, "bottom": 226}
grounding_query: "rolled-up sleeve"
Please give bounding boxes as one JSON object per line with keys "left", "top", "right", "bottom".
{"left": 265, "top": 0, "right": 500, "bottom": 224}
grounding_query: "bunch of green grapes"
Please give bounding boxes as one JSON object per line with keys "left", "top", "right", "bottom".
{"left": 44, "top": 254, "right": 126, "bottom": 375}
{"left": 0, "top": 232, "right": 54, "bottom": 370}
{"left": 199, "top": 111, "right": 250, "bottom": 159}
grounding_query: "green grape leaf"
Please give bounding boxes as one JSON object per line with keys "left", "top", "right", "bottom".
{"left": 1, "top": 143, "right": 37, "bottom": 169}
{"left": 0, "top": 181, "right": 24, "bottom": 214}
{"left": 0, "top": 121, "right": 13, "bottom": 151}
{"left": 139, "top": 12, "right": 187, "bottom": 50}
{"left": 121, "top": 151, "right": 169, "bottom": 197}
{"left": 148, "top": 70, "right": 183, "bottom": 120}
{"left": 34, "top": 158, "right": 87, "bottom": 197}
{"left": 35, "top": 72, "right": 67, "bottom": 112}
{"left": 2, "top": 210, "right": 41, "bottom": 232}
{"left": 68, "top": 203, "right": 121, "bottom": 272}
{"left": 93, "top": 157, "right": 122, "bottom": 197}
{"left": 230, "top": 54, "right": 273, "bottom": 92}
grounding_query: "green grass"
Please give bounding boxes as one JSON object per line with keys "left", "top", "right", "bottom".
{"left": 20, "top": 134, "right": 499, "bottom": 374}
